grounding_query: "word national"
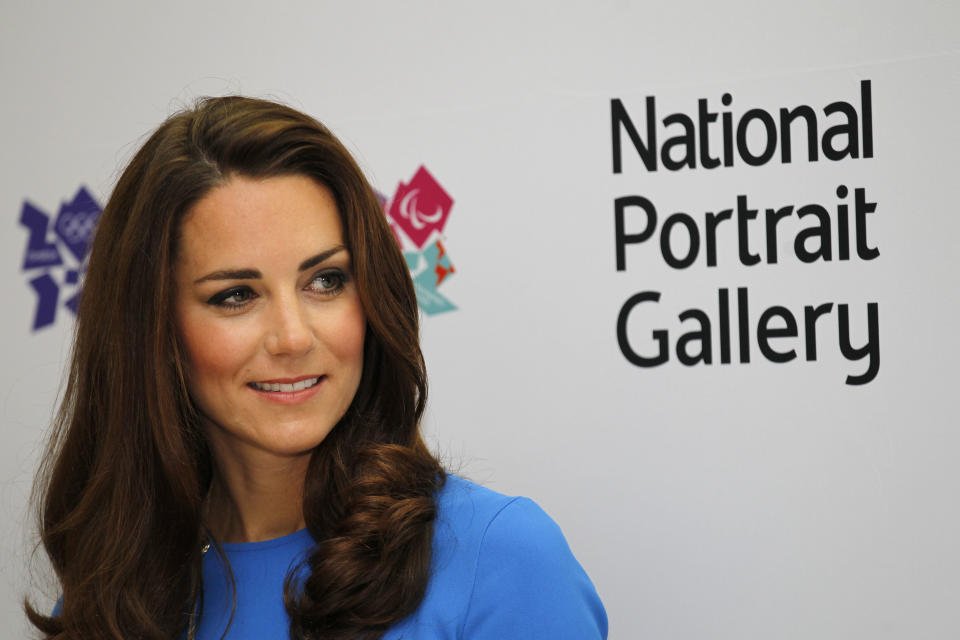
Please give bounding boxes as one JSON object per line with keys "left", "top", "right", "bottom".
{"left": 611, "top": 80, "right": 873, "bottom": 172}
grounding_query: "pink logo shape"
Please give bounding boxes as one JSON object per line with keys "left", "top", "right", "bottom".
{"left": 387, "top": 166, "right": 453, "bottom": 249}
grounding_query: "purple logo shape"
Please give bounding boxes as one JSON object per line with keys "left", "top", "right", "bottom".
{"left": 19, "top": 186, "right": 102, "bottom": 330}
{"left": 20, "top": 201, "right": 63, "bottom": 270}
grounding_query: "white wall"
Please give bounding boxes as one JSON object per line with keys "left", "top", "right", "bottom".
{"left": 2, "top": 1, "right": 958, "bottom": 638}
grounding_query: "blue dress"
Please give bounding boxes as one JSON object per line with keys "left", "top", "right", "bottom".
{"left": 195, "top": 475, "right": 608, "bottom": 639}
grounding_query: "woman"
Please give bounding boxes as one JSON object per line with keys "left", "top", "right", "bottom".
{"left": 26, "top": 96, "right": 607, "bottom": 639}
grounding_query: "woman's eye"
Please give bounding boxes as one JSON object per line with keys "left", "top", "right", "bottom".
{"left": 207, "top": 287, "right": 255, "bottom": 308}
{"left": 308, "top": 269, "right": 346, "bottom": 295}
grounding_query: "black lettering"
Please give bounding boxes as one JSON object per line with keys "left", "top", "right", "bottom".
{"left": 662, "top": 113, "right": 697, "bottom": 170}
{"left": 779, "top": 105, "right": 819, "bottom": 163}
{"left": 705, "top": 209, "right": 733, "bottom": 267}
{"left": 721, "top": 93, "right": 733, "bottom": 166}
{"left": 737, "top": 108, "right": 777, "bottom": 166}
{"left": 617, "top": 291, "right": 669, "bottom": 366}
{"left": 822, "top": 100, "right": 860, "bottom": 161}
{"left": 795, "top": 204, "right": 832, "bottom": 263}
{"left": 838, "top": 302, "right": 880, "bottom": 385}
{"left": 854, "top": 187, "right": 879, "bottom": 260}
{"left": 677, "top": 309, "right": 712, "bottom": 365}
{"left": 737, "top": 286, "right": 750, "bottom": 363}
{"left": 765, "top": 205, "right": 794, "bottom": 264}
{"left": 698, "top": 98, "right": 721, "bottom": 169}
{"left": 861, "top": 80, "right": 874, "bottom": 158}
{"left": 757, "top": 306, "right": 798, "bottom": 363}
{"left": 615, "top": 196, "right": 657, "bottom": 271}
{"left": 836, "top": 185, "right": 850, "bottom": 261}
{"left": 736, "top": 195, "right": 761, "bottom": 266}
{"left": 660, "top": 212, "right": 700, "bottom": 269}
{"left": 611, "top": 97, "right": 657, "bottom": 173}
{"left": 803, "top": 303, "right": 834, "bottom": 360}
{"left": 718, "top": 287, "right": 731, "bottom": 364}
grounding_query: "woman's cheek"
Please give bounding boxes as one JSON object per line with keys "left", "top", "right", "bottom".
{"left": 181, "top": 314, "right": 260, "bottom": 393}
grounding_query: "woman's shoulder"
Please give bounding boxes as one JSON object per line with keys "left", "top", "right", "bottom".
{"left": 406, "top": 474, "right": 608, "bottom": 639}
{"left": 434, "top": 473, "right": 523, "bottom": 523}
{"left": 433, "top": 474, "right": 568, "bottom": 553}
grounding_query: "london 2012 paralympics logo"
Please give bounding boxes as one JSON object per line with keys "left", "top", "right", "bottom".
{"left": 379, "top": 165, "right": 456, "bottom": 315}
{"left": 19, "top": 186, "right": 102, "bottom": 331}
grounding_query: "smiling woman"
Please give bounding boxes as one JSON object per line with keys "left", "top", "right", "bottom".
{"left": 24, "top": 97, "right": 607, "bottom": 640}
{"left": 176, "top": 175, "right": 367, "bottom": 544}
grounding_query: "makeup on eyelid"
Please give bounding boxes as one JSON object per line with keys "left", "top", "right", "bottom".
{"left": 204, "top": 268, "right": 350, "bottom": 309}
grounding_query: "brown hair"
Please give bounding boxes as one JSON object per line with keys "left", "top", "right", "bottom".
{"left": 26, "top": 96, "right": 443, "bottom": 639}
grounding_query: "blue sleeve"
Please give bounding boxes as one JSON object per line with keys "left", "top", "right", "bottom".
{"left": 460, "top": 497, "right": 608, "bottom": 639}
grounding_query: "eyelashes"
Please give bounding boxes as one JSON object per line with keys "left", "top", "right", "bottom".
{"left": 305, "top": 269, "right": 347, "bottom": 296}
{"left": 205, "top": 268, "right": 349, "bottom": 310}
{"left": 207, "top": 286, "right": 256, "bottom": 308}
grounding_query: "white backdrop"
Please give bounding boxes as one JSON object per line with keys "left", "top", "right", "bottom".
{"left": 2, "top": 2, "right": 958, "bottom": 638}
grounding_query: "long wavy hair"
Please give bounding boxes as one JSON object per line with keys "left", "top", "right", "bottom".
{"left": 25, "top": 96, "right": 444, "bottom": 640}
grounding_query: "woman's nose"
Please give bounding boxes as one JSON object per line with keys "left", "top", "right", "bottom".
{"left": 264, "top": 295, "right": 316, "bottom": 356}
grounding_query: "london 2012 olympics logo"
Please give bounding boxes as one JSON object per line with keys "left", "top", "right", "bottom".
{"left": 18, "top": 186, "right": 102, "bottom": 331}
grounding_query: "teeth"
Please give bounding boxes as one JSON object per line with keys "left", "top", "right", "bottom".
{"left": 252, "top": 377, "right": 320, "bottom": 393}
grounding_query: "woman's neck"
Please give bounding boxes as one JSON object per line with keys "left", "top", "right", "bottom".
{"left": 204, "top": 449, "right": 310, "bottom": 544}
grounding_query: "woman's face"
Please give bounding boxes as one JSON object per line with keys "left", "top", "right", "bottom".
{"left": 174, "top": 174, "right": 365, "bottom": 463}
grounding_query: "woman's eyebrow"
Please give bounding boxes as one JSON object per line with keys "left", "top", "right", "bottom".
{"left": 193, "top": 246, "right": 348, "bottom": 284}
{"left": 194, "top": 268, "right": 260, "bottom": 284}
{"left": 298, "top": 245, "right": 347, "bottom": 272}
